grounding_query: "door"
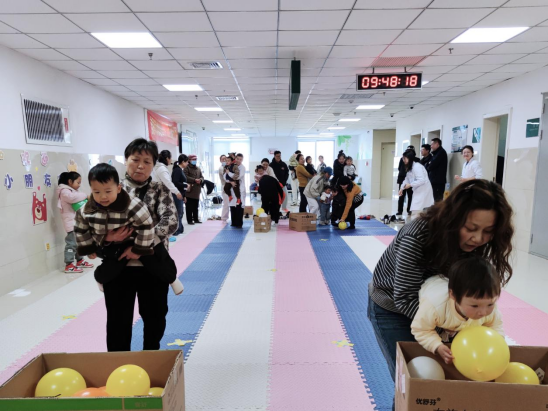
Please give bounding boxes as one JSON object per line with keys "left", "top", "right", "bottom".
{"left": 530, "top": 94, "right": 548, "bottom": 259}
{"left": 411, "top": 134, "right": 421, "bottom": 152}
{"left": 381, "top": 143, "right": 395, "bottom": 199}
{"left": 481, "top": 114, "right": 508, "bottom": 185}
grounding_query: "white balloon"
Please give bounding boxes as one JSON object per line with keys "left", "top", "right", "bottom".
{"left": 259, "top": 213, "right": 268, "bottom": 217}
{"left": 407, "top": 356, "right": 445, "bottom": 380}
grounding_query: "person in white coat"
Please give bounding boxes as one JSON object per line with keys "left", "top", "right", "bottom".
{"left": 399, "top": 150, "right": 434, "bottom": 219}
{"left": 152, "top": 150, "right": 183, "bottom": 201}
{"left": 226, "top": 153, "right": 247, "bottom": 227}
{"left": 218, "top": 154, "right": 230, "bottom": 222}
{"left": 455, "top": 145, "right": 483, "bottom": 183}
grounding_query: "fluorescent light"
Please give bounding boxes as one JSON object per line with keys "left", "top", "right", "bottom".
{"left": 339, "top": 118, "right": 361, "bottom": 122}
{"left": 451, "top": 27, "right": 529, "bottom": 43}
{"left": 163, "top": 84, "right": 203, "bottom": 91}
{"left": 213, "top": 120, "right": 233, "bottom": 124}
{"left": 231, "top": 134, "right": 247, "bottom": 137}
{"left": 297, "top": 134, "right": 335, "bottom": 138}
{"left": 356, "top": 104, "right": 385, "bottom": 110}
{"left": 195, "top": 107, "right": 223, "bottom": 112}
{"left": 320, "top": 133, "right": 334, "bottom": 136}
{"left": 91, "top": 32, "right": 162, "bottom": 49}
{"left": 224, "top": 128, "right": 241, "bottom": 131}
{"left": 328, "top": 127, "right": 345, "bottom": 130}
{"left": 213, "top": 137, "right": 248, "bottom": 141}
{"left": 422, "top": 81, "right": 429, "bottom": 86}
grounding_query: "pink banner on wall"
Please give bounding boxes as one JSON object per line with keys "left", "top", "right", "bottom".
{"left": 147, "top": 110, "right": 178, "bottom": 146}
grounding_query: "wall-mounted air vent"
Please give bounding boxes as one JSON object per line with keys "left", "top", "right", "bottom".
{"left": 340, "top": 94, "right": 373, "bottom": 99}
{"left": 21, "top": 95, "right": 72, "bottom": 146}
{"left": 216, "top": 96, "right": 239, "bottom": 101}
{"left": 190, "top": 62, "right": 223, "bottom": 69}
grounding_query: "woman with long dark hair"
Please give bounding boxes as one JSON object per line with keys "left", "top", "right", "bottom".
{"left": 172, "top": 154, "right": 189, "bottom": 235}
{"left": 336, "top": 176, "right": 364, "bottom": 230}
{"left": 368, "top": 180, "right": 514, "bottom": 403}
{"left": 330, "top": 150, "right": 347, "bottom": 225}
{"left": 295, "top": 153, "right": 313, "bottom": 212}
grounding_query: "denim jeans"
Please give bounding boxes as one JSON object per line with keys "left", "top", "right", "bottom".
{"left": 319, "top": 202, "right": 331, "bottom": 222}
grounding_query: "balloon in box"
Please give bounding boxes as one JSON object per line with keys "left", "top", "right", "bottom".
{"left": 254, "top": 215, "right": 271, "bottom": 233}
{"left": 289, "top": 212, "right": 317, "bottom": 232}
{"left": 0, "top": 350, "right": 185, "bottom": 411}
{"left": 395, "top": 342, "right": 548, "bottom": 411}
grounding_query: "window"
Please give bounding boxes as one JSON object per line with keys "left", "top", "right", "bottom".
{"left": 297, "top": 140, "right": 335, "bottom": 170}
{"left": 213, "top": 139, "right": 251, "bottom": 189}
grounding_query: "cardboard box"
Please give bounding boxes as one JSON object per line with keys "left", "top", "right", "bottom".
{"left": 289, "top": 212, "right": 317, "bottom": 232}
{"left": 0, "top": 350, "right": 185, "bottom": 411}
{"left": 244, "top": 206, "right": 253, "bottom": 216}
{"left": 396, "top": 342, "right": 548, "bottom": 411}
{"left": 254, "top": 215, "right": 271, "bottom": 233}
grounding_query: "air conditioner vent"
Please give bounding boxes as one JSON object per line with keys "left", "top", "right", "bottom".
{"left": 21, "top": 95, "right": 71, "bottom": 146}
{"left": 190, "top": 62, "right": 223, "bottom": 69}
{"left": 340, "top": 93, "right": 373, "bottom": 99}
{"left": 216, "top": 96, "right": 239, "bottom": 101}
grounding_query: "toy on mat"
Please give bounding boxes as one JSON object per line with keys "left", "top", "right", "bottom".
{"left": 338, "top": 221, "right": 347, "bottom": 230}
{"left": 106, "top": 364, "right": 150, "bottom": 397}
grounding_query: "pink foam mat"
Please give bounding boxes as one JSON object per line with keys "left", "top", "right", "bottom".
{"left": 498, "top": 291, "right": 548, "bottom": 346}
{"left": 375, "top": 235, "right": 394, "bottom": 246}
{"left": 273, "top": 311, "right": 347, "bottom": 334}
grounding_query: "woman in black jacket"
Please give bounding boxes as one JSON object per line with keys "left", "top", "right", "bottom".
{"left": 171, "top": 154, "right": 189, "bottom": 235}
{"left": 258, "top": 174, "right": 285, "bottom": 223}
{"left": 330, "top": 150, "right": 347, "bottom": 224}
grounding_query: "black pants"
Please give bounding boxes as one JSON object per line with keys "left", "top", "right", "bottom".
{"left": 397, "top": 184, "right": 413, "bottom": 214}
{"left": 186, "top": 197, "right": 200, "bottom": 223}
{"left": 432, "top": 183, "right": 445, "bottom": 202}
{"left": 298, "top": 187, "right": 308, "bottom": 212}
{"left": 103, "top": 266, "right": 169, "bottom": 352}
{"left": 331, "top": 192, "right": 345, "bottom": 224}
{"left": 230, "top": 204, "right": 244, "bottom": 227}
{"left": 172, "top": 194, "right": 184, "bottom": 235}
{"left": 262, "top": 196, "right": 280, "bottom": 223}
{"left": 345, "top": 202, "right": 360, "bottom": 228}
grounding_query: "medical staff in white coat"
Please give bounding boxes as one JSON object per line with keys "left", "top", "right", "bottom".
{"left": 455, "top": 145, "right": 483, "bottom": 183}
{"left": 399, "top": 149, "right": 434, "bottom": 219}
{"left": 218, "top": 154, "right": 230, "bottom": 222}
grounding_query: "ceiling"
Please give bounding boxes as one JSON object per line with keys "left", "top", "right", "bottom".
{"left": 2, "top": 0, "right": 548, "bottom": 138}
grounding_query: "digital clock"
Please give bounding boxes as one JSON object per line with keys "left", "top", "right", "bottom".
{"left": 356, "top": 73, "right": 423, "bottom": 91}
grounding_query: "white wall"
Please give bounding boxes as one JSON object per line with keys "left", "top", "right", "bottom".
{"left": 251, "top": 137, "right": 296, "bottom": 163}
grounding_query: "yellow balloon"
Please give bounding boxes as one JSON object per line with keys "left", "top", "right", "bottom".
{"left": 496, "top": 362, "right": 539, "bottom": 385}
{"left": 256, "top": 208, "right": 265, "bottom": 216}
{"left": 106, "top": 365, "right": 150, "bottom": 397}
{"left": 338, "top": 221, "right": 347, "bottom": 230}
{"left": 148, "top": 387, "right": 164, "bottom": 396}
{"left": 35, "top": 368, "right": 86, "bottom": 398}
{"left": 452, "top": 326, "right": 510, "bottom": 382}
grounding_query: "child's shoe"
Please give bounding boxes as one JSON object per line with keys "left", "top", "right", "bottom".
{"left": 65, "top": 263, "right": 83, "bottom": 273}
{"left": 76, "top": 259, "right": 94, "bottom": 269}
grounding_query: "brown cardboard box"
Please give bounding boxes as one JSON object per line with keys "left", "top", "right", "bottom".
{"left": 244, "top": 206, "right": 253, "bottom": 216}
{"left": 0, "top": 350, "right": 185, "bottom": 411}
{"left": 395, "top": 342, "right": 548, "bottom": 411}
{"left": 254, "top": 215, "right": 271, "bottom": 233}
{"left": 289, "top": 212, "right": 317, "bottom": 232}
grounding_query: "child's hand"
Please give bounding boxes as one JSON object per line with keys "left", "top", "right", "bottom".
{"left": 118, "top": 247, "right": 141, "bottom": 261}
{"left": 89, "top": 253, "right": 97, "bottom": 259}
{"left": 106, "top": 226, "right": 134, "bottom": 242}
{"left": 436, "top": 345, "right": 454, "bottom": 364}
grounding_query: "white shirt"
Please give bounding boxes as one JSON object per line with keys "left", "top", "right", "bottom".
{"left": 151, "top": 162, "right": 180, "bottom": 196}
{"left": 461, "top": 158, "right": 483, "bottom": 179}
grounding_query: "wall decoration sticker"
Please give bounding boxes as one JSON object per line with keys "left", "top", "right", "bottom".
{"left": 0, "top": 150, "right": 4, "bottom": 160}
{"left": 4, "top": 173, "right": 13, "bottom": 190}
{"left": 67, "top": 159, "right": 78, "bottom": 172}
{"left": 24, "top": 173, "right": 33, "bottom": 189}
{"left": 32, "top": 192, "right": 47, "bottom": 225}
{"left": 20, "top": 151, "right": 31, "bottom": 171}
{"left": 44, "top": 173, "right": 52, "bottom": 188}
{"left": 40, "top": 152, "right": 49, "bottom": 167}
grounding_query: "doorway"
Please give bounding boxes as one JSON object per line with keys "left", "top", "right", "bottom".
{"left": 410, "top": 133, "right": 421, "bottom": 153}
{"left": 481, "top": 113, "right": 509, "bottom": 185}
{"left": 381, "top": 142, "right": 395, "bottom": 199}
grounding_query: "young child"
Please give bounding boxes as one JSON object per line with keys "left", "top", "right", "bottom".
{"left": 223, "top": 156, "right": 241, "bottom": 204}
{"left": 411, "top": 255, "right": 504, "bottom": 364}
{"left": 57, "top": 172, "right": 94, "bottom": 273}
{"left": 319, "top": 186, "right": 332, "bottom": 226}
{"left": 305, "top": 156, "right": 317, "bottom": 176}
{"left": 255, "top": 166, "right": 265, "bottom": 184}
{"left": 343, "top": 157, "right": 358, "bottom": 181}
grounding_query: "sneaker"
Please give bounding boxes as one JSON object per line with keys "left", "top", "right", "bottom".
{"left": 194, "top": 220, "right": 203, "bottom": 224}
{"left": 76, "top": 259, "right": 94, "bottom": 269}
{"left": 169, "top": 236, "right": 177, "bottom": 242}
{"left": 187, "top": 221, "right": 195, "bottom": 225}
{"left": 245, "top": 213, "right": 250, "bottom": 219}
{"left": 347, "top": 225, "right": 356, "bottom": 230}
{"left": 65, "top": 263, "right": 83, "bottom": 273}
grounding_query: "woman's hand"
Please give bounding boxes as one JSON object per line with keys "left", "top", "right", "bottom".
{"left": 230, "top": 181, "right": 236, "bottom": 187}
{"left": 436, "top": 345, "right": 454, "bottom": 364}
{"left": 404, "top": 184, "right": 411, "bottom": 190}
{"left": 89, "top": 253, "right": 97, "bottom": 259}
{"left": 398, "top": 189, "right": 404, "bottom": 196}
{"left": 118, "top": 247, "right": 141, "bottom": 261}
{"left": 105, "top": 226, "right": 133, "bottom": 242}
{"left": 195, "top": 179, "right": 201, "bottom": 184}
{"left": 454, "top": 175, "right": 462, "bottom": 181}
{"left": 183, "top": 197, "right": 187, "bottom": 203}
{"left": 176, "top": 193, "right": 183, "bottom": 200}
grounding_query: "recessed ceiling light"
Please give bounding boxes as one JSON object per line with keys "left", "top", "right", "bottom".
{"left": 163, "top": 84, "right": 203, "bottom": 91}
{"left": 213, "top": 120, "right": 233, "bottom": 123}
{"left": 91, "top": 32, "right": 162, "bottom": 49}
{"left": 356, "top": 105, "right": 385, "bottom": 110}
{"left": 451, "top": 27, "right": 529, "bottom": 43}
{"left": 195, "top": 107, "right": 223, "bottom": 112}
{"left": 422, "top": 81, "right": 429, "bottom": 86}
{"left": 224, "top": 128, "right": 241, "bottom": 131}
{"left": 320, "top": 133, "right": 334, "bottom": 136}
{"left": 328, "top": 126, "right": 345, "bottom": 130}
{"left": 339, "top": 118, "right": 361, "bottom": 122}
{"left": 231, "top": 134, "right": 247, "bottom": 137}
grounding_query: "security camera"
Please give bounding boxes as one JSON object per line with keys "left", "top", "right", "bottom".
{"left": 202, "top": 127, "right": 205, "bottom": 130}
{"left": 349, "top": 100, "right": 354, "bottom": 104}
{"left": 410, "top": 106, "right": 414, "bottom": 109}
{"left": 390, "top": 113, "right": 394, "bottom": 118}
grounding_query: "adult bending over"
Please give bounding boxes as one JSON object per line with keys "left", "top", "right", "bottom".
{"left": 270, "top": 151, "right": 289, "bottom": 210}
{"left": 336, "top": 176, "right": 364, "bottom": 230}
{"left": 303, "top": 167, "right": 333, "bottom": 216}
{"left": 258, "top": 174, "right": 285, "bottom": 223}
{"left": 399, "top": 150, "right": 433, "bottom": 219}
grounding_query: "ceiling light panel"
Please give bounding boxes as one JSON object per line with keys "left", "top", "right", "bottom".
{"left": 91, "top": 32, "right": 162, "bottom": 48}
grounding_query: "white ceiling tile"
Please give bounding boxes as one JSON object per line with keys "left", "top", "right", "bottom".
{"left": 203, "top": 0, "right": 277, "bottom": 11}
{"left": 347, "top": 10, "right": 422, "bottom": 29}
{"left": 0, "top": 1, "right": 55, "bottom": 13}
{"left": 113, "top": 48, "right": 173, "bottom": 60}
{"left": 381, "top": 44, "right": 441, "bottom": 57}
{"left": 0, "top": 22, "right": 17, "bottom": 33}
{"left": 60, "top": 48, "right": 122, "bottom": 60}
{"left": 229, "top": 58, "right": 275, "bottom": 68}
{"left": 126, "top": 85, "right": 167, "bottom": 92}
{"left": 154, "top": 32, "right": 219, "bottom": 47}
{"left": 280, "top": 0, "right": 355, "bottom": 10}
{"left": 324, "top": 57, "right": 376, "bottom": 67}
{"left": 504, "top": 0, "right": 548, "bottom": 5}
{"left": 466, "top": 54, "right": 525, "bottom": 65}
{"left": 15, "top": 48, "right": 70, "bottom": 60}
{"left": 429, "top": 0, "right": 506, "bottom": 6}
{"left": 45, "top": 60, "right": 89, "bottom": 70}
{"left": 115, "top": 78, "right": 160, "bottom": 86}
{"left": 278, "top": 31, "right": 339, "bottom": 46}
{"left": 509, "top": 27, "right": 548, "bottom": 42}
{"left": 141, "top": 70, "right": 190, "bottom": 78}
{"left": 125, "top": 0, "right": 204, "bottom": 12}
{"left": 84, "top": 61, "right": 137, "bottom": 70}
{"left": 492, "top": 63, "right": 545, "bottom": 73}
{"left": 0, "top": 14, "right": 82, "bottom": 33}
{"left": 223, "top": 47, "right": 276, "bottom": 59}
{"left": 394, "top": 29, "right": 464, "bottom": 44}
{"left": 418, "top": 55, "right": 475, "bottom": 65}
{"left": 98, "top": 85, "right": 130, "bottom": 92}
{"left": 435, "top": 73, "right": 483, "bottom": 81}
{"left": 485, "top": 42, "right": 548, "bottom": 54}
{"left": 130, "top": 60, "right": 181, "bottom": 70}
{"left": 232, "top": 68, "right": 277, "bottom": 77}
{"left": 337, "top": 30, "right": 401, "bottom": 46}
{"left": 43, "top": 0, "right": 130, "bottom": 12}
{"left": 169, "top": 47, "right": 225, "bottom": 60}
{"left": 217, "top": 31, "right": 276, "bottom": 47}
{"left": 410, "top": 9, "right": 494, "bottom": 29}
{"left": 477, "top": 72, "right": 520, "bottom": 80}
{"left": 450, "top": 64, "right": 502, "bottom": 73}
{"left": 513, "top": 53, "right": 548, "bottom": 64}
{"left": 0, "top": 34, "right": 47, "bottom": 48}
{"left": 83, "top": 78, "right": 120, "bottom": 86}
{"left": 280, "top": 11, "right": 349, "bottom": 30}
{"left": 329, "top": 45, "right": 387, "bottom": 58}
{"left": 137, "top": 12, "right": 212, "bottom": 32}
{"left": 65, "top": 70, "right": 105, "bottom": 78}
{"left": 30, "top": 33, "right": 104, "bottom": 48}
{"left": 476, "top": 7, "right": 548, "bottom": 27}
{"left": 355, "top": 0, "right": 431, "bottom": 8}
{"left": 279, "top": 46, "right": 333, "bottom": 59}
{"left": 209, "top": 12, "right": 277, "bottom": 31}
{"left": 433, "top": 43, "right": 497, "bottom": 55}
{"left": 64, "top": 13, "right": 147, "bottom": 32}
{"left": 184, "top": 69, "right": 231, "bottom": 77}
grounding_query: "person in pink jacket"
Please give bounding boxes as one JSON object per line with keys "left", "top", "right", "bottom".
{"left": 56, "top": 172, "right": 94, "bottom": 273}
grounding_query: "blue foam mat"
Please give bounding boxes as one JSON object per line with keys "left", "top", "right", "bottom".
{"left": 131, "top": 223, "right": 250, "bottom": 352}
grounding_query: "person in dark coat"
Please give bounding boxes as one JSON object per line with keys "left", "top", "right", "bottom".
{"left": 420, "top": 144, "right": 433, "bottom": 167}
{"left": 258, "top": 174, "right": 284, "bottom": 223}
{"left": 397, "top": 145, "right": 417, "bottom": 216}
{"left": 270, "top": 151, "right": 289, "bottom": 210}
{"left": 330, "top": 150, "right": 347, "bottom": 223}
{"left": 171, "top": 154, "right": 188, "bottom": 235}
{"left": 428, "top": 138, "right": 448, "bottom": 202}
{"left": 332, "top": 150, "right": 346, "bottom": 188}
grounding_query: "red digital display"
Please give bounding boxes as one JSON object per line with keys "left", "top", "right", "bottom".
{"left": 356, "top": 73, "right": 423, "bottom": 91}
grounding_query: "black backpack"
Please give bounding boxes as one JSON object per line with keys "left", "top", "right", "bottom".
{"left": 212, "top": 195, "right": 223, "bottom": 204}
